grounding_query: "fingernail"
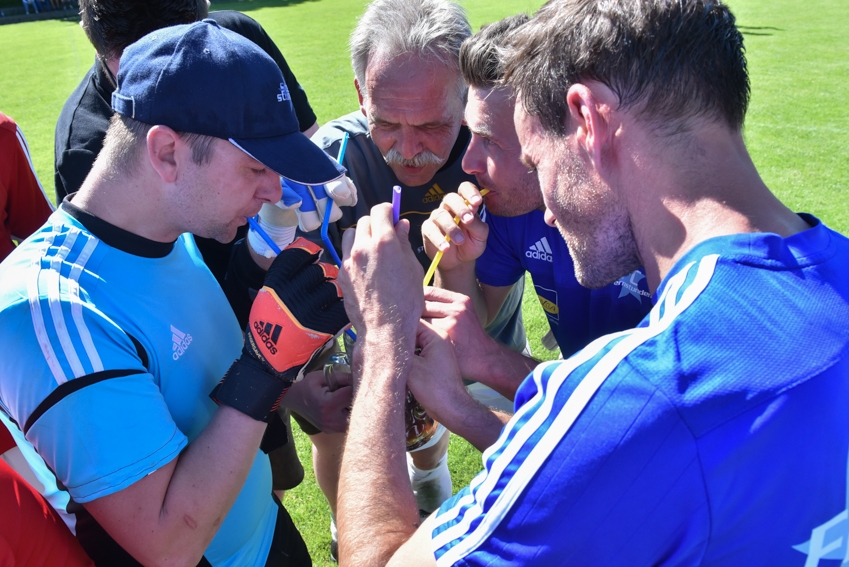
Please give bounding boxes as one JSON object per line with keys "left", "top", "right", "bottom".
{"left": 462, "top": 213, "right": 474, "bottom": 223}
{"left": 453, "top": 233, "right": 465, "bottom": 244}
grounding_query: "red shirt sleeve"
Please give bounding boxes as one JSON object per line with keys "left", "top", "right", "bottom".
{"left": 0, "top": 460, "right": 95, "bottom": 566}
{"left": 0, "top": 112, "right": 55, "bottom": 261}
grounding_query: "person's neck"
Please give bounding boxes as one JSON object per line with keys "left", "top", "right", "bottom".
{"left": 625, "top": 123, "right": 810, "bottom": 291}
{"left": 72, "top": 161, "right": 182, "bottom": 243}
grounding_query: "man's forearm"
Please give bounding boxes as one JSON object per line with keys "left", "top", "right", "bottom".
{"left": 338, "top": 339, "right": 420, "bottom": 567}
{"left": 471, "top": 336, "right": 540, "bottom": 400}
{"left": 84, "top": 406, "right": 267, "bottom": 566}
{"left": 439, "top": 395, "right": 511, "bottom": 452}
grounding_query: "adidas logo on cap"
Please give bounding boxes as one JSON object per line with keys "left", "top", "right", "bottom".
{"left": 253, "top": 320, "right": 283, "bottom": 355}
{"left": 171, "top": 325, "right": 193, "bottom": 361}
{"left": 526, "top": 237, "right": 553, "bottom": 262}
{"left": 422, "top": 183, "right": 445, "bottom": 204}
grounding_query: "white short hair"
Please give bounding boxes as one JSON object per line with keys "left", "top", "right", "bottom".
{"left": 350, "top": 0, "right": 471, "bottom": 102}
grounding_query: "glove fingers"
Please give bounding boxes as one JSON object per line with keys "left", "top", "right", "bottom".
{"left": 272, "top": 264, "right": 347, "bottom": 335}
{"left": 285, "top": 237, "right": 324, "bottom": 256}
{"left": 320, "top": 263, "right": 344, "bottom": 296}
{"left": 297, "top": 210, "right": 322, "bottom": 233}
{"left": 325, "top": 177, "right": 358, "bottom": 207}
{"left": 265, "top": 238, "right": 323, "bottom": 287}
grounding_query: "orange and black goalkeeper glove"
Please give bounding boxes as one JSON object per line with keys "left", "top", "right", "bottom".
{"left": 211, "top": 238, "right": 349, "bottom": 422}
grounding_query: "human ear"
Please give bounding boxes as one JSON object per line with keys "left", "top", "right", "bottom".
{"left": 566, "top": 83, "right": 613, "bottom": 169}
{"left": 146, "top": 125, "right": 181, "bottom": 184}
{"left": 355, "top": 78, "right": 367, "bottom": 117}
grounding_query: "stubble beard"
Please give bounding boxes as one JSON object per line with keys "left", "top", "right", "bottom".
{"left": 483, "top": 172, "right": 544, "bottom": 218}
{"left": 173, "top": 165, "right": 241, "bottom": 245}
{"left": 548, "top": 149, "right": 640, "bottom": 289}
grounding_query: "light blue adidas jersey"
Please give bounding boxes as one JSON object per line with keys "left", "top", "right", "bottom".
{"left": 0, "top": 203, "right": 276, "bottom": 566}
{"left": 476, "top": 209, "right": 652, "bottom": 357}
{"left": 435, "top": 214, "right": 849, "bottom": 566}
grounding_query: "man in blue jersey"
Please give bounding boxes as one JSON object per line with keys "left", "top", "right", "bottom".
{"left": 0, "top": 21, "right": 348, "bottom": 566}
{"left": 422, "top": 15, "right": 653, "bottom": 400}
{"left": 334, "top": 0, "right": 849, "bottom": 565}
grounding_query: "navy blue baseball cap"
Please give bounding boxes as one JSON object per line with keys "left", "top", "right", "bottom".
{"left": 112, "top": 19, "right": 345, "bottom": 185}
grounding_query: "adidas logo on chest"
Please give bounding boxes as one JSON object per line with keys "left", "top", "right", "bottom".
{"left": 171, "top": 325, "right": 193, "bottom": 361}
{"left": 422, "top": 183, "right": 445, "bottom": 204}
{"left": 526, "top": 237, "right": 553, "bottom": 262}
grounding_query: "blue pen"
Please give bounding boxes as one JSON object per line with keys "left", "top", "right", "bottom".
{"left": 320, "top": 133, "right": 356, "bottom": 341}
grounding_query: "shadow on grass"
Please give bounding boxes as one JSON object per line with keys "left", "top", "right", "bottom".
{"left": 738, "top": 25, "right": 783, "bottom": 36}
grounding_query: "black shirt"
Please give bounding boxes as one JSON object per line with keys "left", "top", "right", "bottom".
{"left": 53, "top": 10, "right": 318, "bottom": 293}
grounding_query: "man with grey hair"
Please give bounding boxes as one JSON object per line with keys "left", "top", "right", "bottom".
{"left": 307, "top": 0, "right": 527, "bottom": 556}
{"left": 335, "top": 0, "right": 849, "bottom": 565}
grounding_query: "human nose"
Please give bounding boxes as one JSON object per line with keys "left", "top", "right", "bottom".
{"left": 397, "top": 127, "right": 423, "bottom": 159}
{"left": 259, "top": 171, "right": 283, "bottom": 204}
{"left": 462, "top": 134, "right": 486, "bottom": 175}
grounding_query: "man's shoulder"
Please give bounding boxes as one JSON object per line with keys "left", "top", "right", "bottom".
{"left": 209, "top": 10, "right": 262, "bottom": 37}
{"left": 628, "top": 227, "right": 849, "bottom": 426}
{"left": 0, "top": 112, "right": 16, "bottom": 136}
{"left": 313, "top": 111, "right": 370, "bottom": 151}
{"left": 56, "top": 63, "right": 110, "bottom": 151}
{"left": 481, "top": 209, "right": 558, "bottom": 262}
{"left": 484, "top": 209, "right": 546, "bottom": 236}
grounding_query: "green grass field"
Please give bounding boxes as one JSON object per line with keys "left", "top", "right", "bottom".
{"left": 1, "top": 0, "right": 847, "bottom": 564}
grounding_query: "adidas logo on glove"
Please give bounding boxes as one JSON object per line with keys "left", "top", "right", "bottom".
{"left": 254, "top": 320, "right": 284, "bottom": 355}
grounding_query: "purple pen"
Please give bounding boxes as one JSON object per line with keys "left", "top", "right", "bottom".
{"left": 391, "top": 185, "right": 402, "bottom": 225}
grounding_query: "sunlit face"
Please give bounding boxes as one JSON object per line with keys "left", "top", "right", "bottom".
{"left": 173, "top": 138, "right": 282, "bottom": 243}
{"left": 462, "top": 86, "right": 543, "bottom": 216}
{"left": 514, "top": 102, "right": 639, "bottom": 288}
{"left": 359, "top": 53, "right": 464, "bottom": 187}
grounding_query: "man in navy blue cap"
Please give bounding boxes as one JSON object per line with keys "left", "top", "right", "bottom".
{"left": 0, "top": 20, "right": 347, "bottom": 566}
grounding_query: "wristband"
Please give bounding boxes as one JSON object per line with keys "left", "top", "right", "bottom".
{"left": 210, "top": 356, "right": 291, "bottom": 422}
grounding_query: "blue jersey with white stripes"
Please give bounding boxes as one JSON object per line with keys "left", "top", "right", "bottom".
{"left": 0, "top": 202, "right": 276, "bottom": 566}
{"left": 434, "top": 214, "right": 849, "bottom": 566}
{"left": 476, "top": 209, "right": 652, "bottom": 356}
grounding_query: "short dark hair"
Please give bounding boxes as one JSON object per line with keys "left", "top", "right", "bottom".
{"left": 79, "top": 0, "right": 209, "bottom": 59}
{"left": 504, "top": 0, "right": 750, "bottom": 136}
{"left": 459, "top": 14, "right": 529, "bottom": 89}
{"left": 101, "top": 114, "right": 216, "bottom": 175}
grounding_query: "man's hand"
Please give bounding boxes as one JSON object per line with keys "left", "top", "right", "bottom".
{"left": 212, "top": 238, "right": 349, "bottom": 422}
{"left": 421, "top": 181, "right": 489, "bottom": 272}
{"left": 283, "top": 176, "right": 358, "bottom": 232}
{"left": 339, "top": 203, "right": 424, "bottom": 345}
{"left": 422, "top": 286, "right": 499, "bottom": 380}
{"left": 409, "top": 321, "right": 511, "bottom": 453}
{"left": 247, "top": 188, "right": 301, "bottom": 260}
{"left": 423, "top": 287, "right": 537, "bottom": 401}
{"left": 407, "top": 321, "right": 469, "bottom": 424}
{"left": 282, "top": 369, "right": 352, "bottom": 434}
